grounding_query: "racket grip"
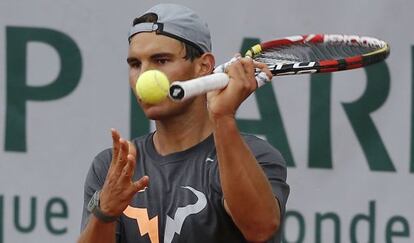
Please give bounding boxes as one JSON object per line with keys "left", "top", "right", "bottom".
{"left": 169, "top": 73, "right": 230, "bottom": 101}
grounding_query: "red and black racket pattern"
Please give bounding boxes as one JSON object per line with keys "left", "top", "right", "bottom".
{"left": 246, "top": 34, "right": 390, "bottom": 76}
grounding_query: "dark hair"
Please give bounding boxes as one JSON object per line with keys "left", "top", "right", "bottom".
{"left": 132, "top": 13, "right": 203, "bottom": 61}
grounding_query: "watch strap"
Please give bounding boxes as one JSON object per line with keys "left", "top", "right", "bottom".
{"left": 92, "top": 205, "right": 118, "bottom": 223}
{"left": 88, "top": 190, "right": 118, "bottom": 223}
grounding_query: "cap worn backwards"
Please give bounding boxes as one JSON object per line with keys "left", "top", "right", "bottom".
{"left": 128, "top": 3, "right": 212, "bottom": 53}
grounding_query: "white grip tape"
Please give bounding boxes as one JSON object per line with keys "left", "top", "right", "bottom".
{"left": 169, "top": 57, "right": 271, "bottom": 101}
{"left": 213, "top": 57, "right": 239, "bottom": 74}
{"left": 215, "top": 57, "right": 271, "bottom": 87}
{"left": 169, "top": 73, "right": 229, "bottom": 101}
{"left": 255, "top": 71, "right": 271, "bottom": 87}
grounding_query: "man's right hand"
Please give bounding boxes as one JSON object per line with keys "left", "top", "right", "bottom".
{"left": 99, "top": 129, "right": 149, "bottom": 218}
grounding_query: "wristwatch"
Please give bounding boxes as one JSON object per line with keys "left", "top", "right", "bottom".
{"left": 87, "top": 190, "right": 118, "bottom": 223}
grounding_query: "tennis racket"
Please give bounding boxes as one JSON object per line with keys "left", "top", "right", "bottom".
{"left": 169, "top": 34, "right": 390, "bottom": 101}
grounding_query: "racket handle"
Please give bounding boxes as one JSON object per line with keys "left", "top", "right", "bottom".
{"left": 169, "top": 73, "right": 229, "bottom": 101}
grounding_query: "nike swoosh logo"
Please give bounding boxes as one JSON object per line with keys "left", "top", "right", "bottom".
{"left": 138, "top": 187, "right": 148, "bottom": 193}
{"left": 164, "top": 186, "right": 207, "bottom": 243}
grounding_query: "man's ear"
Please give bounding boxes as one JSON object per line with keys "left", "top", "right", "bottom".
{"left": 195, "top": 53, "right": 215, "bottom": 76}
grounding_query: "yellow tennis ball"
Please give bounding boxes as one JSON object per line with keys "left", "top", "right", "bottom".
{"left": 135, "top": 70, "right": 170, "bottom": 104}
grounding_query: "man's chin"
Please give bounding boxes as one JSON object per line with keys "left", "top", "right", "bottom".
{"left": 140, "top": 104, "right": 172, "bottom": 120}
{"left": 138, "top": 96, "right": 195, "bottom": 120}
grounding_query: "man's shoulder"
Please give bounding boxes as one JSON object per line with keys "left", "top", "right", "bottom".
{"left": 241, "top": 133, "right": 275, "bottom": 150}
{"left": 241, "top": 133, "right": 285, "bottom": 164}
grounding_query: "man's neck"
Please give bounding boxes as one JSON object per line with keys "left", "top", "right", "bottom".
{"left": 152, "top": 105, "right": 213, "bottom": 156}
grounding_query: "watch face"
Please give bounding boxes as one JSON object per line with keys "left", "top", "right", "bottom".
{"left": 87, "top": 191, "right": 98, "bottom": 212}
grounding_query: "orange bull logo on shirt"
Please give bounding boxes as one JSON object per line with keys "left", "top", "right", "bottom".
{"left": 123, "top": 186, "right": 207, "bottom": 243}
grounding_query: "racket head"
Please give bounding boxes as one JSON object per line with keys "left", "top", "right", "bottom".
{"left": 245, "top": 34, "right": 390, "bottom": 76}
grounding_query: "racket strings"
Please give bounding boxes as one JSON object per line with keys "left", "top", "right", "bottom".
{"left": 255, "top": 43, "right": 377, "bottom": 64}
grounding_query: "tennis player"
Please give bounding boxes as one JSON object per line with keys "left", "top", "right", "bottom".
{"left": 78, "top": 3, "right": 289, "bottom": 243}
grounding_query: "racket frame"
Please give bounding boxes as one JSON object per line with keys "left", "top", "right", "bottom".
{"left": 245, "top": 34, "right": 390, "bottom": 76}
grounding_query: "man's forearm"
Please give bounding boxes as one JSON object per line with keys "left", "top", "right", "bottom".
{"left": 77, "top": 216, "right": 116, "bottom": 243}
{"left": 213, "top": 116, "right": 280, "bottom": 242}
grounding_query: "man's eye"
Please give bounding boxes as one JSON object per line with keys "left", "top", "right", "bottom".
{"left": 156, "top": 59, "right": 169, "bottom": 65}
{"left": 127, "top": 59, "right": 141, "bottom": 68}
{"left": 130, "top": 62, "right": 141, "bottom": 68}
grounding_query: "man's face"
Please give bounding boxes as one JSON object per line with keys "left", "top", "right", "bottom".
{"left": 127, "top": 32, "right": 198, "bottom": 120}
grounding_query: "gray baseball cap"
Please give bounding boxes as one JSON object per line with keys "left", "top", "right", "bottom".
{"left": 128, "top": 4, "right": 212, "bottom": 53}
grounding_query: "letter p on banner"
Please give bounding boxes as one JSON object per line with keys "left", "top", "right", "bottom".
{"left": 5, "top": 26, "right": 82, "bottom": 152}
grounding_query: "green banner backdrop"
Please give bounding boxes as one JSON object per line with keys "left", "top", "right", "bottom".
{"left": 0, "top": 0, "right": 412, "bottom": 242}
